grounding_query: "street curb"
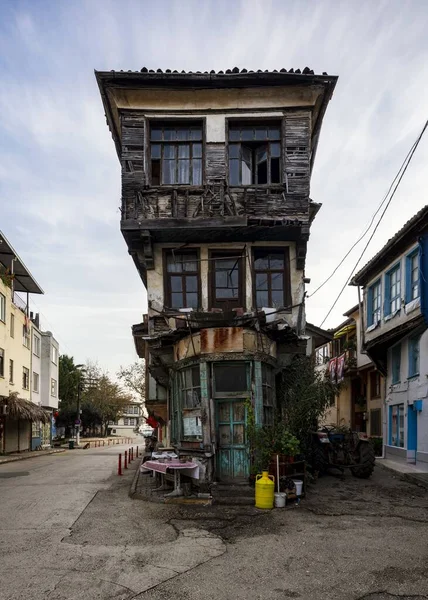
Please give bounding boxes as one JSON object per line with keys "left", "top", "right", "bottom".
{"left": 0, "top": 449, "right": 66, "bottom": 465}
{"left": 377, "top": 461, "right": 428, "bottom": 491}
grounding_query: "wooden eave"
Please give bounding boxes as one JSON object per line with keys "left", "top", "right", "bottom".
{"left": 95, "top": 69, "right": 337, "bottom": 163}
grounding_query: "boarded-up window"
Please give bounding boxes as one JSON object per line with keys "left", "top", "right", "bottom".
{"left": 370, "top": 408, "right": 381, "bottom": 437}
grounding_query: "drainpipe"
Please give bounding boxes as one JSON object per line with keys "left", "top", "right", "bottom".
{"left": 358, "top": 286, "right": 365, "bottom": 352}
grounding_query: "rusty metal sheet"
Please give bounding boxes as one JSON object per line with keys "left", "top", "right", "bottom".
{"left": 200, "top": 327, "right": 243, "bottom": 354}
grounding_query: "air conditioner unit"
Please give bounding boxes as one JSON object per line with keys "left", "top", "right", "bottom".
{"left": 1, "top": 405, "right": 9, "bottom": 416}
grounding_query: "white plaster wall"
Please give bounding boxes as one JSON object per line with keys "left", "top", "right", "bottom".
{"left": 147, "top": 241, "right": 303, "bottom": 328}
{"left": 385, "top": 329, "right": 428, "bottom": 456}
{"left": 40, "top": 332, "right": 59, "bottom": 410}
{"left": 30, "top": 325, "right": 41, "bottom": 405}
{"left": 364, "top": 242, "right": 421, "bottom": 345}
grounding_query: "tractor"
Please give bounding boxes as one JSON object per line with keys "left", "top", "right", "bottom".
{"left": 310, "top": 426, "right": 375, "bottom": 478}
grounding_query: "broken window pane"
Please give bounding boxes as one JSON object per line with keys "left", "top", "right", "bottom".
{"left": 241, "top": 146, "right": 252, "bottom": 184}
{"left": 271, "top": 158, "right": 280, "bottom": 183}
{"left": 271, "top": 142, "right": 281, "bottom": 157}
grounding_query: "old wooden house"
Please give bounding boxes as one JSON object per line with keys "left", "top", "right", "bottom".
{"left": 96, "top": 67, "right": 337, "bottom": 485}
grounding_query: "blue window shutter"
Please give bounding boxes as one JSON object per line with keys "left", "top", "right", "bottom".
{"left": 384, "top": 273, "right": 391, "bottom": 316}
{"left": 405, "top": 254, "right": 412, "bottom": 304}
{"left": 367, "top": 286, "right": 373, "bottom": 326}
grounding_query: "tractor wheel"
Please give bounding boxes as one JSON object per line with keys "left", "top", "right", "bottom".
{"left": 351, "top": 443, "right": 375, "bottom": 479}
{"left": 312, "top": 445, "right": 328, "bottom": 475}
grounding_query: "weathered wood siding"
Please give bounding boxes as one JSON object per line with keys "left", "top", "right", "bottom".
{"left": 120, "top": 110, "right": 311, "bottom": 222}
{"left": 283, "top": 112, "right": 311, "bottom": 196}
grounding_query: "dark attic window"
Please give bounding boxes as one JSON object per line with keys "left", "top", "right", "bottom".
{"left": 228, "top": 123, "right": 281, "bottom": 186}
{"left": 150, "top": 122, "right": 203, "bottom": 185}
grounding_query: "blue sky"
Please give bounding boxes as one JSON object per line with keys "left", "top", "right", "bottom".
{"left": 1, "top": 0, "right": 428, "bottom": 373}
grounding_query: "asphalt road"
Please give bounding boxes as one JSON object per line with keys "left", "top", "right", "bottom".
{"left": 1, "top": 449, "right": 428, "bottom": 600}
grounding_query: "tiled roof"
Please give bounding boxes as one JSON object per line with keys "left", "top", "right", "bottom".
{"left": 352, "top": 204, "right": 428, "bottom": 285}
{"left": 108, "top": 66, "right": 327, "bottom": 75}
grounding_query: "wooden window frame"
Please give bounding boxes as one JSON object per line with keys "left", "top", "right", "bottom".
{"left": 252, "top": 247, "right": 291, "bottom": 311}
{"left": 226, "top": 118, "right": 282, "bottom": 187}
{"left": 0, "top": 348, "right": 4, "bottom": 378}
{"left": 163, "top": 248, "right": 201, "bottom": 311}
{"left": 384, "top": 263, "right": 401, "bottom": 316}
{"left": 209, "top": 250, "right": 246, "bottom": 311}
{"left": 9, "top": 359, "right": 13, "bottom": 384}
{"left": 148, "top": 119, "right": 205, "bottom": 187}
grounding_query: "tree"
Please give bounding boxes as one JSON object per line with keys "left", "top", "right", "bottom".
{"left": 58, "top": 355, "right": 83, "bottom": 409}
{"left": 277, "top": 356, "right": 339, "bottom": 456}
{"left": 117, "top": 360, "right": 146, "bottom": 407}
{"left": 84, "top": 372, "right": 132, "bottom": 437}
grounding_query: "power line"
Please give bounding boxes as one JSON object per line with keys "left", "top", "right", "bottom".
{"left": 319, "top": 119, "right": 428, "bottom": 328}
{"left": 308, "top": 135, "right": 420, "bottom": 299}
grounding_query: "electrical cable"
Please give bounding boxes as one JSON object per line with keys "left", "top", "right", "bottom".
{"left": 309, "top": 127, "right": 424, "bottom": 299}
{"left": 319, "top": 119, "right": 428, "bottom": 328}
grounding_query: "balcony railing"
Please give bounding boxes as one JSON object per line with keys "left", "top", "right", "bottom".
{"left": 13, "top": 292, "right": 27, "bottom": 314}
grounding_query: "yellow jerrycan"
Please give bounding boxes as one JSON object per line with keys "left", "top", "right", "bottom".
{"left": 255, "top": 471, "right": 275, "bottom": 509}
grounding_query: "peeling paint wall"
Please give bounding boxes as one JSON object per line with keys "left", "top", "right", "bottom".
{"left": 147, "top": 241, "right": 304, "bottom": 328}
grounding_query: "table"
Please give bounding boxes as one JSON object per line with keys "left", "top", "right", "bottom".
{"left": 141, "top": 459, "right": 199, "bottom": 497}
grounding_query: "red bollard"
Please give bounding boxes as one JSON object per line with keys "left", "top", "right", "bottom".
{"left": 118, "top": 454, "right": 122, "bottom": 476}
{"left": 124, "top": 450, "right": 128, "bottom": 469}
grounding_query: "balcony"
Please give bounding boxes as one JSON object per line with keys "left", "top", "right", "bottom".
{"left": 13, "top": 292, "right": 27, "bottom": 314}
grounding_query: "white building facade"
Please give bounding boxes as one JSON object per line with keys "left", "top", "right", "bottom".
{"left": 352, "top": 206, "right": 428, "bottom": 468}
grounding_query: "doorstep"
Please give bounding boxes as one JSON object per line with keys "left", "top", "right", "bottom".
{"left": 376, "top": 457, "right": 428, "bottom": 490}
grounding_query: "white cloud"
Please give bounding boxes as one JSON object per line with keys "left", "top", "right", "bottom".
{"left": 1, "top": 0, "right": 427, "bottom": 371}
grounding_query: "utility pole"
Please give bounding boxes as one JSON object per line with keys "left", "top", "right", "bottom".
{"left": 75, "top": 365, "right": 85, "bottom": 446}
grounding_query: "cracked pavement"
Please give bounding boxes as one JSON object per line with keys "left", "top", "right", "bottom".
{"left": 1, "top": 449, "right": 427, "bottom": 600}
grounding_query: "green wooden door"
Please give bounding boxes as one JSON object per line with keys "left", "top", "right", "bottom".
{"left": 216, "top": 399, "right": 248, "bottom": 481}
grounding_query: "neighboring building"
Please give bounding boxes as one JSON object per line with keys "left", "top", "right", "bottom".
{"left": 96, "top": 66, "right": 337, "bottom": 484}
{"left": 352, "top": 206, "right": 428, "bottom": 467}
{"left": 0, "top": 232, "right": 46, "bottom": 453}
{"left": 315, "top": 306, "right": 385, "bottom": 437}
{"left": 108, "top": 401, "right": 142, "bottom": 437}
{"left": 39, "top": 327, "right": 59, "bottom": 446}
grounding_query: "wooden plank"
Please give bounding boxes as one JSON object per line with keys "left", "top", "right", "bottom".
{"left": 121, "top": 216, "right": 248, "bottom": 230}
